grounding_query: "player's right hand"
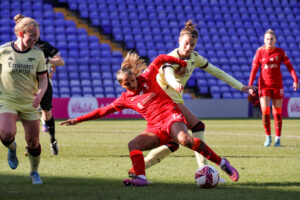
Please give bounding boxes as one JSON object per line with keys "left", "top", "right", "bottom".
{"left": 174, "top": 83, "right": 184, "bottom": 93}
{"left": 60, "top": 119, "right": 78, "bottom": 126}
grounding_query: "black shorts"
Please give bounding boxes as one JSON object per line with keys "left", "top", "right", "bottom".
{"left": 40, "top": 79, "right": 53, "bottom": 111}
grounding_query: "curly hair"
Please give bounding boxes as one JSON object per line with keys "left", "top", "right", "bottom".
{"left": 116, "top": 52, "right": 147, "bottom": 83}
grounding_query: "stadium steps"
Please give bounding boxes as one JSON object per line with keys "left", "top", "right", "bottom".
{"left": 53, "top": 7, "right": 128, "bottom": 57}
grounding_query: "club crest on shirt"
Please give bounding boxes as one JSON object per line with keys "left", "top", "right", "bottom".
{"left": 28, "top": 58, "right": 36, "bottom": 62}
{"left": 143, "top": 83, "right": 149, "bottom": 90}
{"left": 137, "top": 103, "right": 144, "bottom": 109}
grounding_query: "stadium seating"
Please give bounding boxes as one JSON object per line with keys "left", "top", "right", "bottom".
{"left": 2, "top": 0, "right": 299, "bottom": 98}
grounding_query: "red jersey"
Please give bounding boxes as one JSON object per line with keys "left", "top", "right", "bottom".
{"left": 76, "top": 55, "right": 186, "bottom": 128}
{"left": 249, "top": 46, "right": 298, "bottom": 89}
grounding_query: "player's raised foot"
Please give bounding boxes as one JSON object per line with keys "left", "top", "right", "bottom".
{"left": 220, "top": 158, "right": 239, "bottom": 182}
{"left": 123, "top": 177, "right": 149, "bottom": 186}
{"left": 50, "top": 140, "right": 58, "bottom": 155}
{"left": 30, "top": 172, "right": 43, "bottom": 184}
{"left": 264, "top": 135, "right": 272, "bottom": 147}
{"left": 128, "top": 167, "right": 137, "bottom": 178}
{"left": 42, "top": 123, "right": 48, "bottom": 133}
{"left": 274, "top": 139, "right": 281, "bottom": 147}
{"left": 8, "top": 142, "right": 18, "bottom": 170}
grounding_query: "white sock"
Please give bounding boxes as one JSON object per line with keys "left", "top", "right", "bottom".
{"left": 137, "top": 175, "right": 147, "bottom": 180}
{"left": 219, "top": 158, "right": 225, "bottom": 167}
{"left": 6, "top": 141, "right": 16, "bottom": 151}
{"left": 144, "top": 145, "right": 172, "bottom": 169}
{"left": 28, "top": 153, "right": 40, "bottom": 173}
{"left": 275, "top": 136, "right": 280, "bottom": 140}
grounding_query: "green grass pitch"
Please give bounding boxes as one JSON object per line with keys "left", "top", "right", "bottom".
{"left": 0, "top": 119, "right": 299, "bottom": 200}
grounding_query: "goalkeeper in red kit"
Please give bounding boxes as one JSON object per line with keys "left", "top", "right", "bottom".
{"left": 248, "top": 29, "right": 299, "bottom": 147}
{"left": 61, "top": 53, "right": 255, "bottom": 186}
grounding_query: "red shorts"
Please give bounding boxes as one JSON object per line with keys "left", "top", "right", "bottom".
{"left": 145, "top": 112, "right": 187, "bottom": 146}
{"left": 259, "top": 87, "right": 283, "bottom": 99}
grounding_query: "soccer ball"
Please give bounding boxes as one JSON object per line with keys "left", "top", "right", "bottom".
{"left": 195, "top": 165, "right": 220, "bottom": 188}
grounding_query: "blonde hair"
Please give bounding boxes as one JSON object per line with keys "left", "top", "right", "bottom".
{"left": 13, "top": 14, "right": 39, "bottom": 36}
{"left": 116, "top": 52, "right": 147, "bottom": 83}
{"left": 179, "top": 20, "right": 198, "bottom": 38}
{"left": 264, "top": 29, "right": 276, "bottom": 39}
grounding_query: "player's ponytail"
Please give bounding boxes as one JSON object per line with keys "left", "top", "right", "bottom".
{"left": 180, "top": 19, "right": 199, "bottom": 39}
{"left": 14, "top": 14, "right": 25, "bottom": 24}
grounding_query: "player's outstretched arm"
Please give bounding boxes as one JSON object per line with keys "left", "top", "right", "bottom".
{"left": 60, "top": 119, "right": 78, "bottom": 126}
{"left": 151, "top": 54, "right": 187, "bottom": 70}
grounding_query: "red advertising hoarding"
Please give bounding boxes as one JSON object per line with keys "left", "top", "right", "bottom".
{"left": 52, "top": 97, "right": 142, "bottom": 119}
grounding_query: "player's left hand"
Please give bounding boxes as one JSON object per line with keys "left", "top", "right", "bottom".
{"left": 293, "top": 82, "right": 299, "bottom": 91}
{"left": 241, "top": 85, "right": 257, "bottom": 93}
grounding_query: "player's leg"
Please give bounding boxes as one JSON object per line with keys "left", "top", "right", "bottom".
{"left": 40, "top": 83, "right": 58, "bottom": 155}
{"left": 42, "top": 109, "right": 58, "bottom": 155}
{"left": 272, "top": 97, "right": 283, "bottom": 147}
{"left": 124, "top": 132, "right": 160, "bottom": 186}
{"left": 143, "top": 104, "right": 206, "bottom": 170}
{"left": 259, "top": 94, "right": 272, "bottom": 146}
{"left": 22, "top": 118, "right": 43, "bottom": 184}
{"left": 0, "top": 113, "right": 19, "bottom": 169}
{"left": 170, "top": 122, "right": 239, "bottom": 182}
{"left": 143, "top": 141, "right": 179, "bottom": 169}
{"left": 177, "top": 103, "right": 207, "bottom": 167}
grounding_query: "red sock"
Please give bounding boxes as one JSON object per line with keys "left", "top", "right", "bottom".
{"left": 130, "top": 150, "right": 145, "bottom": 176}
{"left": 273, "top": 107, "right": 282, "bottom": 137}
{"left": 262, "top": 107, "right": 271, "bottom": 136}
{"left": 262, "top": 114, "right": 271, "bottom": 136}
{"left": 191, "top": 138, "right": 221, "bottom": 165}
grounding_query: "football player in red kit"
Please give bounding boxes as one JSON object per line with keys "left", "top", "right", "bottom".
{"left": 248, "top": 29, "right": 299, "bottom": 147}
{"left": 61, "top": 53, "right": 243, "bottom": 186}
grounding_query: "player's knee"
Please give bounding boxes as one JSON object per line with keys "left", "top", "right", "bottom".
{"left": 128, "top": 140, "right": 137, "bottom": 151}
{"left": 27, "top": 144, "right": 41, "bottom": 156}
{"left": 191, "top": 121, "right": 205, "bottom": 132}
{"left": 0, "top": 129, "right": 16, "bottom": 142}
{"left": 26, "top": 138, "right": 40, "bottom": 149}
{"left": 0, "top": 134, "right": 15, "bottom": 146}
{"left": 165, "top": 142, "right": 179, "bottom": 152}
{"left": 177, "top": 133, "right": 193, "bottom": 148}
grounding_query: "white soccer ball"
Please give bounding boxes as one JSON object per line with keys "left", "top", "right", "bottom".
{"left": 195, "top": 165, "right": 220, "bottom": 188}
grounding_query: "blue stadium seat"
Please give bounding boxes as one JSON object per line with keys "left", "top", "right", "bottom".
{"left": 223, "top": 92, "right": 233, "bottom": 99}
{"left": 70, "top": 80, "right": 80, "bottom": 87}
{"left": 83, "top": 87, "right": 93, "bottom": 96}
{"left": 81, "top": 80, "right": 92, "bottom": 87}
{"left": 94, "top": 87, "right": 104, "bottom": 94}
{"left": 71, "top": 87, "right": 82, "bottom": 96}
{"left": 92, "top": 79, "right": 103, "bottom": 87}
{"left": 233, "top": 92, "right": 243, "bottom": 99}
